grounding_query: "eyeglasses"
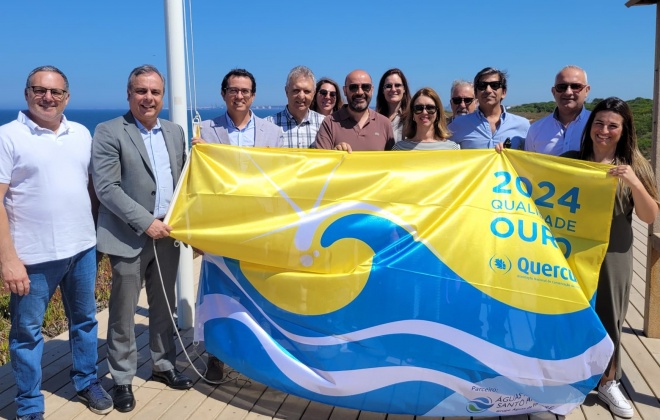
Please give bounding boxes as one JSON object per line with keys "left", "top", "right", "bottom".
{"left": 384, "top": 83, "right": 403, "bottom": 90}
{"left": 318, "top": 89, "right": 336, "bottom": 98}
{"left": 476, "top": 81, "right": 503, "bottom": 91}
{"left": 413, "top": 104, "right": 437, "bottom": 114}
{"left": 451, "top": 97, "right": 475, "bottom": 105}
{"left": 554, "top": 83, "right": 586, "bottom": 93}
{"left": 28, "top": 86, "right": 68, "bottom": 100}
{"left": 347, "top": 83, "right": 373, "bottom": 93}
{"left": 224, "top": 87, "right": 253, "bottom": 97}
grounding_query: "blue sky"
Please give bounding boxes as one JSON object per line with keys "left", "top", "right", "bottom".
{"left": 0, "top": 0, "right": 655, "bottom": 109}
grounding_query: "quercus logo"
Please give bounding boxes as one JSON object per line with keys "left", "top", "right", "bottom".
{"left": 489, "top": 255, "right": 512, "bottom": 274}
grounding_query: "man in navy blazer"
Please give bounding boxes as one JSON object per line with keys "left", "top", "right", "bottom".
{"left": 92, "top": 65, "right": 192, "bottom": 413}
{"left": 194, "top": 68, "right": 283, "bottom": 147}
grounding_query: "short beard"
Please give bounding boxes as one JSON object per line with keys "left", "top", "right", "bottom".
{"left": 348, "top": 96, "right": 369, "bottom": 112}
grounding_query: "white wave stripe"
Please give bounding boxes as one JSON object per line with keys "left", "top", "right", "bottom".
{"left": 197, "top": 263, "right": 612, "bottom": 388}
{"left": 199, "top": 292, "right": 584, "bottom": 416}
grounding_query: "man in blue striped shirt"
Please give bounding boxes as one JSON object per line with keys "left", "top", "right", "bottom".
{"left": 448, "top": 67, "right": 529, "bottom": 150}
{"left": 266, "top": 66, "right": 325, "bottom": 148}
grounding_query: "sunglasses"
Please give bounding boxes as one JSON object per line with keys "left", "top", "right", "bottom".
{"left": 413, "top": 104, "right": 437, "bottom": 114}
{"left": 347, "top": 83, "right": 373, "bottom": 93}
{"left": 476, "top": 81, "right": 503, "bottom": 91}
{"left": 554, "top": 83, "right": 586, "bottom": 93}
{"left": 318, "top": 89, "right": 337, "bottom": 98}
{"left": 384, "top": 83, "right": 403, "bottom": 90}
{"left": 451, "top": 97, "right": 475, "bottom": 105}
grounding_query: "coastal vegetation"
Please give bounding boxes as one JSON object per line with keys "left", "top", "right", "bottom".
{"left": 0, "top": 256, "right": 113, "bottom": 365}
{"left": 0, "top": 97, "right": 655, "bottom": 366}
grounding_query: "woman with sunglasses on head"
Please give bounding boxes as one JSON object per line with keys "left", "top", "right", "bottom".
{"left": 392, "top": 88, "right": 458, "bottom": 151}
{"left": 561, "top": 97, "right": 659, "bottom": 419}
{"left": 376, "top": 68, "right": 411, "bottom": 142}
{"left": 310, "top": 78, "right": 343, "bottom": 117}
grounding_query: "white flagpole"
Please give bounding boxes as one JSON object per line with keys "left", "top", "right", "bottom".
{"left": 164, "top": 0, "right": 194, "bottom": 330}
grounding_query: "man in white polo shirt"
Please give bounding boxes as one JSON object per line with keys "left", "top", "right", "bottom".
{"left": 0, "top": 66, "right": 112, "bottom": 419}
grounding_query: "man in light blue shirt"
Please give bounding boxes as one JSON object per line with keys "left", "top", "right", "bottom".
{"left": 195, "top": 68, "right": 282, "bottom": 147}
{"left": 524, "top": 65, "right": 591, "bottom": 156}
{"left": 448, "top": 67, "right": 529, "bottom": 149}
{"left": 135, "top": 119, "right": 173, "bottom": 217}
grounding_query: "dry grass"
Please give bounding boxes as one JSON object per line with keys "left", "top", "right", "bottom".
{"left": 0, "top": 254, "right": 113, "bottom": 366}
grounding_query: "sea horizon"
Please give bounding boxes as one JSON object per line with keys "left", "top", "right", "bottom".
{"left": 0, "top": 107, "right": 286, "bottom": 138}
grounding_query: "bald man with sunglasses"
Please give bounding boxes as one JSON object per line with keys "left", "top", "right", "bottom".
{"left": 314, "top": 69, "right": 395, "bottom": 152}
{"left": 524, "top": 65, "right": 591, "bottom": 155}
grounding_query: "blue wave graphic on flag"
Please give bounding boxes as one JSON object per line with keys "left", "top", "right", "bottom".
{"left": 196, "top": 213, "right": 612, "bottom": 416}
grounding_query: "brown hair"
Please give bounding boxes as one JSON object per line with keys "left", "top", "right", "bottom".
{"left": 310, "top": 77, "right": 343, "bottom": 114}
{"left": 580, "top": 97, "right": 658, "bottom": 203}
{"left": 375, "top": 68, "right": 411, "bottom": 116}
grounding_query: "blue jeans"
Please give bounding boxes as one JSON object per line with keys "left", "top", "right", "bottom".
{"left": 10, "top": 246, "right": 99, "bottom": 416}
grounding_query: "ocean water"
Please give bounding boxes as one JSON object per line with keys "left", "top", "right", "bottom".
{"left": 0, "top": 107, "right": 284, "bottom": 138}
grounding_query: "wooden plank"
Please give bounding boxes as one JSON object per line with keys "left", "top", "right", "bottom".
{"left": 383, "top": 413, "right": 415, "bottom": 420}
{"left": 243, "top": 412, "right": 273, "bottom": 420}
{"left": 215, "top": 379, "right": 267, "bottom": 419}
{"left": 328, "top": 406, "right": 360, "bottom": 420}
{"left": 639, "top": 333, "right": 660, "bottom": 365}
{"left": 529, "top": 412, "right": 559, "bottom": 419}
{"left": 247, "top": 386, "right": 287, "bottom": 418}
{"left": 563, "top": 404, "right": 587, "bottom": 419}
{"left": 189, "top": 376, "right": 248, "bottom": 419}
{"left": 158, "top": 378, "right": 219, "bottom": 420}
{"left": 620, "top": 344, "right": 660, "bottom": 418}
{"left": 577, "top": 391, "right": 612, "bottom": 418}
{"left": 127, "top": 388, "right": 188, "bottom": 419}
{"left": 357, "top": 411, "right": 386, "bottom": 419}
{"left": 273, "top": 392, "right": 311, "bottom": 420}
{"left": 503, "top": 414, "right": 530, "bottom": 420}
{"left": 299, "top": 400, "right": 333, "bottom": 420}
{"left": 45, "top": 323, "right": 152, "bottom": 418}
{"left": 621, "top": 321, "right": 660, "bottom": 398}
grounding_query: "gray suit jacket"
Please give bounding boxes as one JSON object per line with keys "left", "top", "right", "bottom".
{"left": 92, "top": 112, "right": 186, "bottom": 258}
{"left": 200, "top": 113, "right": 283, "bottom": 147}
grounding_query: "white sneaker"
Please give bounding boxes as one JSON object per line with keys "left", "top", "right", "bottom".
{"left": 598, "top": 380, "right": 633, "bottom": 418}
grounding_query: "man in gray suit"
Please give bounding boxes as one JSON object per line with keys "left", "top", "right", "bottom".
{"left": 92, "top": 65, "right": 192, "bottom": 413}
{"left": 193, "top": 68, "right": 283, "bottom": 147}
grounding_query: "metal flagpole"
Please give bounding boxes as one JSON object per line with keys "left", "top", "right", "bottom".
{"left": 164, "top": 0, "right": 194, "bottom": 330}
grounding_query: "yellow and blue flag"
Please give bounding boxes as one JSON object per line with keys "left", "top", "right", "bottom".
{"left": 167, "top": 145, "right": 617, "bottom": 416}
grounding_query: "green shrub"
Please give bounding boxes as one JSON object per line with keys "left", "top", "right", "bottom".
{"left": 0, "top": 254, "right": 113, "bottom": 366}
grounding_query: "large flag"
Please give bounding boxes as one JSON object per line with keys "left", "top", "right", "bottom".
{"left": 167, "top": 145, "right": 617, "bottom": 417}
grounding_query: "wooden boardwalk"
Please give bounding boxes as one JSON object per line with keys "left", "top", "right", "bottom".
{"left": 1, "top": 218, "right": 659, "bottom": 420}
